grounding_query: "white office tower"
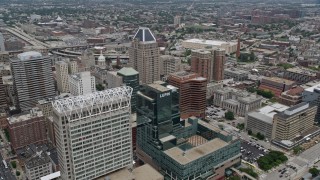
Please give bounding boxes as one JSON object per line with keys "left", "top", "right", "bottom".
{"left": 52, "top": 86, "right": 133, "bottom": 180}
{"left": 69, "top": 71, "right": 95, "bottom": 96}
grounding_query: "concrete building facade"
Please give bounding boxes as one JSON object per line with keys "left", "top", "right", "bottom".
{"left": 0, "top": 74, "right": 7, "bottom": 110}
{"left": 52, "top": 87, "right": 133, "bottom": 180}
{"left": 10, "top": 52, "right": 55, "bottom": 111}
{"left": 168, "top": 71, "right": 207, "bottom": 119}
{"left": 129, "top": 27, "right": 160, "bottom": 84}
{"left": 272, "top": 102, "right": 316, "bottom": 142}
{"left": 213, "top": 87, "right": 263, "bottom": 116}
{"left": 8, "top": 108, "right": 47, "bottom": 151}
{"left": 68, "top": 71, "right": 95, "bottom": 96}
{"left": 246, "top": 103, "right": 289, "bottom": 139}
{"left": 159, "top": 55, "right": 181, "bottom": 77}
{"left": 55, "top": 61, "right": 69, "bottom": 93}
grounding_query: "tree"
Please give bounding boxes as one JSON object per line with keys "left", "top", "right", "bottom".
{"left": 229, "top": 176, "right": 241, "bottom": 180}
{"left": 256, "top": 132, "right": 265, "bottom": 140}
{"left": 16, "top": 171, "right": 20, "bottom": 176}
{"left": 96, "top": 84, "right": 105, "bottom": 91}
{"left": 4, "top": 128, "right": 10, "bottom": 142}
{"left": 256, "top": 89, "right": 274, "bottom": 99}
{"left": 236, "top": 123, "right": 245, "bottom": 130}
{"left": 293, "top": 146, "right": 304, "bottom": 155}
{"left": 248, "top": 129, "right": 252, "bottom": 135}
{"left": 257, "top": 151, "right": 288, "bottom": 171}
{"left": 239, "top": 168, "right": 258, "bottom": 178}
{"left": 250, "top": 52, "right": 256, "bottom": 61}
{"left": 11, "top": 161, "right": 17, "bottom": 169}
{"left": 246, "top": 87, "right": 256, "bottom": 93}
{"left": 225, "top": 111, "right": 234, "bottom": 120}
{"left": 185, "top": 49, "right": 192, "bottom": 57}
{"left": 309, "top": 167, "right": 320, "bottom": 177}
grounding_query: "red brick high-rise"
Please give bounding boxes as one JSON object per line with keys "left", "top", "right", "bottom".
{"left": 8, "top": 108, "right": 47, "bottom": 151}
{"left": 212, "top": 49, "right": 226, "bottom": 82}
{"left": 190, "top": 49, "right": 213, "bottom": 82}
{"left": 168, "top": 71, "right": 207, "bottom": 119}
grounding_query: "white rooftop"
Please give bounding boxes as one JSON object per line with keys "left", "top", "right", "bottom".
{"left": 17, "top": 51, "right": 42, "bottom": 61}
{"left": 183, "top": 38, "right": 237, "bottom": 46}
{"left": 248, "top": 103, "right": 289, "bottom": 124}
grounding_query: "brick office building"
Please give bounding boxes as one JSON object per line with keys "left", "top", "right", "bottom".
{"left": 8, "top": 108, "right": 47, "bottom": 151}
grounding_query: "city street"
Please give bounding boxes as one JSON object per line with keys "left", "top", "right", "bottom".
{"left": 0, "top": 154, "right": 16, "bottom": 180}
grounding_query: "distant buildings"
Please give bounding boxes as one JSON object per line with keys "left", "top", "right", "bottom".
{"left": 68, "top": 71, "right": 95, "bottom": 96}
{"left": 182, "top": 39, "right": 238, "bottom": 54}
{"left": 284, "top": 67, "right": 318, "bottom": 84}
{"left": 52, "top": 87, "right": 133, "bottom": 180}
{"left": 11, "top": 52, "right": 55, "bottom": 111}
{"left": 129, "top": 27, "right": 160, "bottom": 84}
{"left": 136, "top": 81, "right": 241, "bottom": 180}
{"left": 168, "top": 71, "right": 207, "bottom": 119}
{"left": 259, "top": 77, "right": 296, "bottom": 97}
{"left": 8, "top": 108, "right": 47, "bottom": 151}
{"left": 213, "top": 87, "right": 263, "bottom": 116}
{"left": 174, "top": 15, "right": 181, "bottom": 27}
{"left": 159, "top": 55, "right": 181, "bottom": 78}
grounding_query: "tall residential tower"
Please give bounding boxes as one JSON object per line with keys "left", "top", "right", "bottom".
{"left": 10, "top": 52, "right": 55, "bottom": 111}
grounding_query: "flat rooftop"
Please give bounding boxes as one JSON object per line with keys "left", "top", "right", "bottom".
{"left": 164, "top": 138, "right": 227, "bottom": 165}
{"left": 286, "top": 67, "right": 317, "bottom": 76}
{"left": 248, "top": 103, "right": 289, "bottom": 124}
{"left": 148, "top": 83, "right": 170, "bottom": 93}
{"left": 263, "top": 76, "right": 295, "bottom": 85}
{"left": 183, "top": 39, "right": 237, "bottom": 46}
{"left": 8, "top": 108, "right": 43, "bottom": 124}
{"left": 99, "top": 164, "right": 163, "bottom": 180}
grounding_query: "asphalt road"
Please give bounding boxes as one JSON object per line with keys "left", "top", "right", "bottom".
{"left": 0, "top": 154, "right": 16, "bottom": 180}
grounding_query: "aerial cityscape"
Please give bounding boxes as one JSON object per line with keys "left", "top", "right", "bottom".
{"left": 0, "top": 0, "right": 320, "bottom": 179}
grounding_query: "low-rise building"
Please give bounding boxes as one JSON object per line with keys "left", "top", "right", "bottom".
{"left": 182, "top": 39, "right": 238, "bottom": 54}
{"left": 16, "top": 144, "right": 55, "bottom": 180}
{"left": 259, "top": 77, "right": 296, "bottom": 97}
{"left": 246, "top": 103, "right": 289, "bottom": 139}
{"left": 278, "top": 86, "right": 304, "bottom": 106}
{"left": 224, "top": 68, "right": 249, "bottom": 81}
{"left": 284, "top": 67, "right": 317, "bottom": 84}
{"left": 213, "top": 87, "right": 263, "bottom": 116}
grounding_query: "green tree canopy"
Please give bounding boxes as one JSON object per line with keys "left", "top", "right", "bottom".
{"left": 225, "top": 111, "right": 235, "bottom": 120}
